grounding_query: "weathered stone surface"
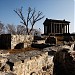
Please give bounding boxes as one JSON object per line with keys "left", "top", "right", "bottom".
{"left": 0, "top": 57, "right": 8, "bottom": 70}
{"left": 43, "top": 47, "right": 54, "bottom": 75}
{"left": 0, "top": 34, "right": 34, "bottom": 49}
{"left": 11, "top": 35, "right": 34, "bottom": 49}
{"left": 33, "top": 40, "right": 45, "bottom": 44}
{"left": 53, "top": 48, "right": 75, "bottom": 75}
{"left": 0, "top": 72, "right": 17, "bottom": 75}
{"left": 0, "top": 50, "right": 53, "bottom": 75}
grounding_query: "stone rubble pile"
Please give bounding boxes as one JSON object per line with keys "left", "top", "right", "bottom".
{"left": 53, "top": 43, "right": 75, "bottom": 75}
{"left": 0, "top": 50, "right": 53, "bottom": 75}
{"left": 0, "top": 42, "right": 75, "bottom": 75}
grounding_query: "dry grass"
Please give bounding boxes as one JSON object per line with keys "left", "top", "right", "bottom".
{"left": 8, "top": 47, "right": 39, "bottom": 54}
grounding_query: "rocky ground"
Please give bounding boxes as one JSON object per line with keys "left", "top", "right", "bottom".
{"left": 0, "top": 43, "right": 75, "bottom": 75}
{"left": 0, "top": 48, "right": 54, "bottom": 75}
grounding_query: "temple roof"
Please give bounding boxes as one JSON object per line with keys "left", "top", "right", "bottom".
{"left": 43, "top": 18, "right": 70, "bottom": 25}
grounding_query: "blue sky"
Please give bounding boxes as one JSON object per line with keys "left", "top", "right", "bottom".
{"left": 0, "top": 0, "right": 74, "bottom": 33}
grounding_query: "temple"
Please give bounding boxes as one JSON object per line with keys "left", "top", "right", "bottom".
{"left": 43, "top": 18, "right": 70, "bottom": 35}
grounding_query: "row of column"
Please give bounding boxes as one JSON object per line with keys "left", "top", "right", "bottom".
{"left": 50, "top": 23, "right": 69, "bottom": 34}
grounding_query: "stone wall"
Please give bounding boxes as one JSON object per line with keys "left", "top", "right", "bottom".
{"left": 13, "top": 52, "right": 48, "bottom": 75}
{"left": 45, "top": 36, "right": 57, "bottom": 44}
{"left": 0, "top": 50, "right": 53, "bottom": 75}
{"left": 33, "top": 40, "right": 45, "bottom": 44}
{"left": 11, "top": 35, "right": 34, "bottom": 49}
{"left": 0, "top": 34, "right": 34, "bottom": 49}
{"left": 0, "top": 34, "right": 11, "bottom": 49}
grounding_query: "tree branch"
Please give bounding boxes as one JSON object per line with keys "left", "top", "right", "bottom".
{"left": 14, "top": 7, "right": 44, "bottom": 35}
{"left": 14, "top": 8, "right": 27, "bottom": 26}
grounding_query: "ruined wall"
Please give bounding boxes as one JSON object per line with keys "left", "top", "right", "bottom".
{"left": 13, "top": 52, "right": 48, "bottom": 75}
{"left": 0, "top": 34, "right": 34, "bottom": 49}
{"left": 45, "top": 36, "right": 57, "bottom": 44}
{"left": 0, "top": 51, "right": 53, "bottom": 75}
{"left": 11, "top": 35, "right": 34, "bottom": 49}
{"left": 0, "top": 34, "right": 11, "bottom": 49}
{"left": 55, "top": 36, "right": 63, "bottom": 45}
{"left": 53, "top": 48, "right": 75, "bottom": 75}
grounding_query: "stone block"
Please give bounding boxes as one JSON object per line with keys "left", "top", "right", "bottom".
{"left": 14, "top": 61, "right": 22, "bottom": 66}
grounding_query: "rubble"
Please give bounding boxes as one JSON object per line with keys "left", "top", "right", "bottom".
{"left": 0, "top": 50, "right": 53, "bottom": 75}
{"left": 0, "top": 37, "right": 75, "bottom": 75}
{"left": 53, "top": 44, "right": 75, "bottom": 75}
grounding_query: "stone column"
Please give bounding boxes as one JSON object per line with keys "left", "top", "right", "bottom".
{"left": 59, "top": 24, "right": 60, "bottom": 33}
{"left": 56, "top": 24, "right": 57, "bottom": 33}
{"left": 60, "top": 24, "right": 61, "bottom": 33}
{"left": 54, "top": 24, "right": 55, "bottom": 34}
{"left": 51, "top": 22, "right": 52, "bottom": 33}
{"left": 63, "top": 24, "right": 65, "bottom": 33}
{"left": 44, "top": 26, "right": 45, "bottom": 34}
{"left": 66, "top": 25, "right": 67, "bottom": 33}
{"left": 61, "top": 24, "right": 63, "bottom": 33}
{"left": 68, "top": 24, "right": 69, "bottom": 33}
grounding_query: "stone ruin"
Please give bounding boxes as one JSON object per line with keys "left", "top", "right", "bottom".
{"left": 53, "top": 43, "right": 75, "bottom": 75}
{"left": 0, "top": 34, "right": 34, "bottom": 49}
{"left": 0, "top": 50, "right": 53, "bottom": 75}
{"left": 0, "top": 34, "right": 54, "bottom": 75}
{"left": 0, "top": 34, "right": 75, "bottom": 75}
{"left": 45, "top": 36, "right": 56, "bottom": 45}
{"left": 0, "top": 40, "right": 75, "bottom": 75}
{"left": 42, "top": 42, "right": 75, "bottom": 75}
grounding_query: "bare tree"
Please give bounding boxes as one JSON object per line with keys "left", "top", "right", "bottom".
{"left": 0, "top": 22, "right": 5, "bottom": 34}
{"left": 14, "top": 7, "right": 44, "bottom": 34}
{"left": 6, "top": 24, "right": 16, "bottom": 34}
{"left": 17, "top": 25, "right": 26, "bottom": 34}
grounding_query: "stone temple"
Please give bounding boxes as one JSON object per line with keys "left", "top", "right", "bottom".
{"left": 43, "top": 18, "right": 70, "bottom": 35}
